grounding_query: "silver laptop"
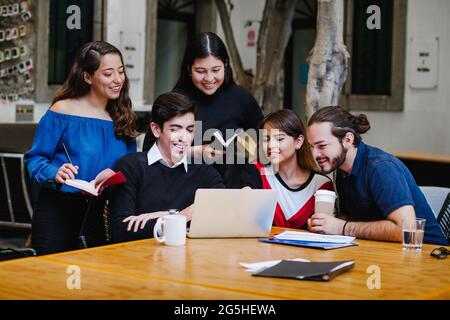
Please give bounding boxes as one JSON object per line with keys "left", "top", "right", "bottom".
{"left": 187, "top": 189, "right": 277, "bottom": 238}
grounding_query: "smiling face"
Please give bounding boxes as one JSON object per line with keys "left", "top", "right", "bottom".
{"left": 262, "top": 124, "right": 303, "bottom": 167}
{"left": 151, "top": 112, "right": 195, "bottom": 166}
{"left": 84, "top": 53, "right": 125, "bottom": 100}
{"left": 190, "top": 54, "right": 225, "bottom": 95}
{"left": 307, "top": 122, "right": 348, "bottom": 174}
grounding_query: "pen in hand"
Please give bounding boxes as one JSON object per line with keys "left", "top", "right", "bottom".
{"left": 62, "top": 143, "right": 73, "bottom": 165}
{"left": 61, "top": 143, "right": 78, "bottom": 177}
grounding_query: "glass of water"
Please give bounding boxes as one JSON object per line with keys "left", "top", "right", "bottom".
{"left": 402, "top": 218, "right": 426, "bottom": 251}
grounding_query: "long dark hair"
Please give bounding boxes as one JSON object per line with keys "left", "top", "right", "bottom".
{"left": 175, "top": 32, "right": 235, "bottom": 90}
{"left": 52, "top": 41, "right": 137, "bottom": 139}
{"left": 262, "top": 109, "right": 319, "bottom": 172}
{"left": 307, "top": 106, "right": 371, "bottom": 146}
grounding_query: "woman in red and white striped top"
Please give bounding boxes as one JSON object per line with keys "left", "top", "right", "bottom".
{"left": 242, "top": 109, "right": 333, "bottom": 229}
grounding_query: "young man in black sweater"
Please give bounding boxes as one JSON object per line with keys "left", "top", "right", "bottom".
{"left": 109, "top": 92, "right": 224, "bottom": 243}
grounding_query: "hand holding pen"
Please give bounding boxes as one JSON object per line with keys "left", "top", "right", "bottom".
{"left": 55, "top": 143, "right": 79, "bottom": 184}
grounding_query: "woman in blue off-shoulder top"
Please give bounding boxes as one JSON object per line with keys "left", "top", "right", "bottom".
{"left": 25, "top": 41, "right": 137, "bottom": 255}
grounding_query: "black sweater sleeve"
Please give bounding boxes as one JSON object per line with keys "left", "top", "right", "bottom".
{"left": 109, "top": 154, "right": 151, "bottom": 243}
{"left": 241, "top": 164, "right": 263, "bottom": 189}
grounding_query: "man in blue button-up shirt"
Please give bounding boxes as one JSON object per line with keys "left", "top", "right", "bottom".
{"left": 306, "top": 106, "right": 447, "bottom": 245}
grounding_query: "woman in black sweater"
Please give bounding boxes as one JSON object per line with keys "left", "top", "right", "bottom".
{"left": 144, "top": 32, "right": 263, "bottom": 188}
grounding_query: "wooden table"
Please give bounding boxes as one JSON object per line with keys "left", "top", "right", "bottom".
{"left": 1, "top": 228, "right": 449, "bottom": 300}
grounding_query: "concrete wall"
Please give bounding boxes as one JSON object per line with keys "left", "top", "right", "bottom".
{"left": 106, "top": 0, "right": 148, "bottom": 110}
{"left": 0, "top": 102, "right": 47, "bottom": 124}
{"left": 360, "top": 0, "right": 450, "bottom": 155}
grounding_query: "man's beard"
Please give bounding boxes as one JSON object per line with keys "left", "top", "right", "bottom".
{"left": 320, "top": 143, "right": 347, "bottom": 174}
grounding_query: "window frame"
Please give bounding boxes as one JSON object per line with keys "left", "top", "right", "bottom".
{"left": 341, "top": 0, "right": 407, "bottom": 112}
{"left": 34, "top": 0, "right": 104, "bottom": 103}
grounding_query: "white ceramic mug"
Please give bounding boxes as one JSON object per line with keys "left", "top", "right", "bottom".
{"left": 153, "top": 215, "right": 187, "bottom": 246}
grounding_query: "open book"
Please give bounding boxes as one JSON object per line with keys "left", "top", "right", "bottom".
{"left": 64, "top": 168, "right": 126, "bottom": 196}
{"left": 213, "top": 130, "right": 258, "bottom": 161}
{"left": 213, "top": 130, "right": 238, "bottom": 148}
{"left": 236, "top": 132, "right": 257, "bottom": 159}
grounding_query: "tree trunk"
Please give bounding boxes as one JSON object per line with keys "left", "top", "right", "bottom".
{"left": 305, "top": 0, "right": 350, "bottom": 118}
{"left": 215, "top": 0, "right": 251, "bottom": 90}
{"left": 253, "top": 0, "right": 297, "bottom": 114}
{"left": 215, "top": 0, "right": 297, "bottom": 114}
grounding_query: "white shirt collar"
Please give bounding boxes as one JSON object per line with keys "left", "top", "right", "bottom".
{"left": 147, "top": 142, "right": 188, "bottom": 172}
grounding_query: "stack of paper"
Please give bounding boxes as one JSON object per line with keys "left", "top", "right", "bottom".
{"left": 213, "top": 131, "right": 238, "bottom": 148}
{"left": 274, "top": 231, "right": 356, "bottom": 244}
{"left": 259, "top": 231, "right": 358, "bottom": 250}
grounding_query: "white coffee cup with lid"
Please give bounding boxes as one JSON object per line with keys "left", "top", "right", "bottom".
{"left": 314, "top": 190, "right": 337, "bottom": 215}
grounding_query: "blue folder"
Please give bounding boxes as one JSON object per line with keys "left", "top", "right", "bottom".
{"left": 259, "top": 238, "right": 359, "bottom": 250}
